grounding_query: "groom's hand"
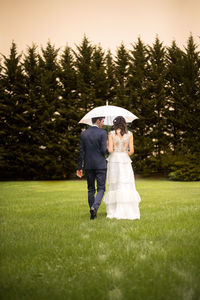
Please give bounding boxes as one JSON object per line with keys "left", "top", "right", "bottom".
{"left": 76, "top": 170, "right": 83, "bottom": 178}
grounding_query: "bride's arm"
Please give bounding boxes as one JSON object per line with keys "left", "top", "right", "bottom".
{"left": 107, "top": 132, "right": 113, "bottom": 153}
{"left": 128, "top": 132, "right": 134, "bottom": 156}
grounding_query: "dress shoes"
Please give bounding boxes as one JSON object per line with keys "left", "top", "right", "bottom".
{"left": 90, "top": 207, "right": 97, "bottom": 220}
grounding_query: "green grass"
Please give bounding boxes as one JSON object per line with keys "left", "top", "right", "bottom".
{"left": 0, "top": 179, "right": 200, "bottom": 300}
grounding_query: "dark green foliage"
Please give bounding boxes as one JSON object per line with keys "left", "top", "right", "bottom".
{"left": 105, "top": 50, "right": 116, "bottom": 105}
{"left": 0, "top": 42, "right": 28, "bottom": 179}
{"left": 23, "top": 44, "right": 44, "bottom": 179}
{"left": 165, "top": 36, "right": 200, "bottom": 181}
{"left": 36, "top": 41, "right": 65, "bottom": 179}
{"left": 0, "top": 57, "right": 6, "bottom": 173}
{"left": 146, "top": 37, "right": 168, "bottom": 172}
{"left": 166, "top": 41, "right": 185, "bottom": 153}
{"left": 168, "top": 153, "right": 200, "bottom": 181}
{"left": 59, "top": 45, "right": 80, "bottom": 178}
{"left": 181, "top": 36, "right": 200, "bottom": 153}
{"left": 114, "top": 43, "right": 130, "bottom": 108}
{"left": 74, "top": 35, "right": 95, "bottom": 115}
{"left": 0, "top": 35, "right": 199, "bottom": 180}
{"left": 91, "top": 45, "right": 108, "bottom": 106}
{"left": 128, "top": 38, "right": 151, "bottom": 174}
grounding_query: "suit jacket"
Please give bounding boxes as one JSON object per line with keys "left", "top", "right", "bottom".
{"left": 77, "top": 126, "right": 107, "bottom": 170}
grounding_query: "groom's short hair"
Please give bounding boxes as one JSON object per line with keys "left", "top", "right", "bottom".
{"left": 92, "top": 117, "right": 104, "bottom": 124}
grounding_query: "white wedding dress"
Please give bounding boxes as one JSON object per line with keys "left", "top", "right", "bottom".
{"left": 104, "top": 131, "right": 141, "bottom": 220}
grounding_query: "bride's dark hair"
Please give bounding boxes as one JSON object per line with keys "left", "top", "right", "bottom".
{"left": 113, "top": 116, "right": 128, "bottom": 136}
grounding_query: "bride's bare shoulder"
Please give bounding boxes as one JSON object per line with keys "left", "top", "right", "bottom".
{"left": 108, "top": 130, "right": 115, "bottom": 135}
{"left": 128, "top": 131, "right": 133, "bottom": 136}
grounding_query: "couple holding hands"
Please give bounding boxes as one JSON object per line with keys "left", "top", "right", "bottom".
{"left": 76, "top": 116, "right": 141, "bottom": 220}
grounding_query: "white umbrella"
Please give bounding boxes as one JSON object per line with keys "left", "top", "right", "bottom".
{"left": 79, "top": 104, "right": 138, "bottom": 126}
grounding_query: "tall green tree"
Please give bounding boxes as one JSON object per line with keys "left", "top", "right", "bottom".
{"left": 59, "top": 45, "right": 80, "bottom": 178}
{"left": 36, "top": 41, "right": 63, "bottom": 179}
{"left": 146, "top": 37, "right": 168, "bottom": 172}
{"left": 128, "top": 38, "right": 151, "bottom": 173}
{"left": 0, "top": 42, "right": 27, "bottom": 179}
{"left": 168, "top": 36, "right": 200, "bottom": 181}
{"left": 91, "top": 45, "right": 108, "bottom": 106}
{"left": 23, "top": 44, "right": 44, "bottom": 178}
{"left": 166, "top": 41, "right": 185, "bottom": 155}
{"left": 105, "top": 50, "right": 116, "bottom": 105}
{"left": 74, "top": 35, "right": 95, "bottom": 116}
{"left": 181, "top": 35, "right": 200, "bottom": 153}
{"left": 114, "top": 43, "right": 130, "bottom": 108}
{"left": 0, "top": 57, "right": 7, "bottom": 176}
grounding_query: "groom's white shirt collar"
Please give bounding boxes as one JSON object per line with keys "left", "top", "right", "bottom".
{"left": 92, "top": 125, "right": 98, "bottom": 127}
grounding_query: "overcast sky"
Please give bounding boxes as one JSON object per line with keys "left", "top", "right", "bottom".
{"left": 1, "top": 0, "right": 200, "bottom": 57}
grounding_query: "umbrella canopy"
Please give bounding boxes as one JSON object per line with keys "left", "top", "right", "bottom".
{"left": 79, "top": 104, "right": 138, "bottom": 126}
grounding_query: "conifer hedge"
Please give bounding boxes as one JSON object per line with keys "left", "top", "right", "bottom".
{"left": 0, "top": 35, "right": 199, "bottom": 180}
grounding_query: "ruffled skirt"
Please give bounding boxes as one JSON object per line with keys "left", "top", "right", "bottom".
{"left": 104, "top": 152, "right": 141, "bottom": 220}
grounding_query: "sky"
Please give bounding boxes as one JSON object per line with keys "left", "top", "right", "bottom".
{"left": 1, "top": 0, "right": 200, "bottom": 57}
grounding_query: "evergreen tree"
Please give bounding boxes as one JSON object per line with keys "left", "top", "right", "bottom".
{"left": 23, "top": 44, "right": 43, "bottom": 178}
{"left": 0, "top": 58, "right": 7, "bottom": 176}
{"left": 166, "top": 41, "right": 185, "bottom": 154}
{"left": 168, "top": 36, "right": 200, "bottom": 181}
{"left": 59, "top": 45, "right": 80, "bottom": 178}
{"left": 74, "top": 35, "right": 95, "bottom": 115}
{"left": 146, "top": 37, "right": 168, "bottom": 172}
{"left": 128, "top": 38, "right": 151, "bottom": 173}
{"left": 36, "top": 41, "right": 63, "bottom": 179}
{"left": 114, "top": 43, "right": 130, "bottom": 107}
{"left": 105, "top": 50, "right": 116, "bottom": 105}
{"left": 91, "top": 45, "right": 108, "bottom": 106}
{"left": 181, "top": 35, "right": 200, "bottom": 153}
{"left": 0, "top": 42, "right": 27, "bottom": 179}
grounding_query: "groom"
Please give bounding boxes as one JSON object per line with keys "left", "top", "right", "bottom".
{"left": 76, "top": 117, "right": 107, "bottom": 219}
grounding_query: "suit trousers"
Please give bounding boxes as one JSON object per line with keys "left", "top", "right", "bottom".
{"left": 85, "top": 169, "right": 107, "bottom": 211}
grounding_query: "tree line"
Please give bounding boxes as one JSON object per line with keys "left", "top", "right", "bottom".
{"left": 0, "top": 35, "right": 200, "bottom": 180}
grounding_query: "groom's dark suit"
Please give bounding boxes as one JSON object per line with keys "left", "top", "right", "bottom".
{"left": 77, "top": 126, "right": 107, "bottom": 213}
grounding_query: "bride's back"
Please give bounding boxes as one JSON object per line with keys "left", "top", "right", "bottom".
{"left": 111, "top": 130, "right": 130, "bottom": 153}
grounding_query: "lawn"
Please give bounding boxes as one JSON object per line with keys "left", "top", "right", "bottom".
{"left": 0, "top": 179, "right": 200, "bottom": 300}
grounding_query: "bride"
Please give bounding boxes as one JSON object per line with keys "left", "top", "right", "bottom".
{"left": 104, "top": 116, "right": 141, "bottom": 220}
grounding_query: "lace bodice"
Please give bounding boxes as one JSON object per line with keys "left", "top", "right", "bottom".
{"left": 110, "top": 130, "right": 130, "bottom": 153}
